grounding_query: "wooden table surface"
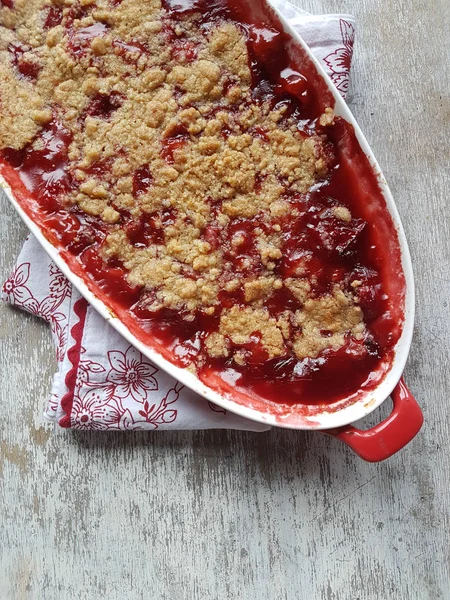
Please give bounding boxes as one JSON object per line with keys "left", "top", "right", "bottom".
{"left": 1, "top": 1, "right": 449, "bottom": 598}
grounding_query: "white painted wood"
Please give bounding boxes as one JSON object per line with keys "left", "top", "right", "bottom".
{"left": 0, "top": 1, "right": 449, "bottom": 599}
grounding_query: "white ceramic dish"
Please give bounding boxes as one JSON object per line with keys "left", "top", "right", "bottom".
{"left": 0, "top": 0, "right": 423, "bottom": 459}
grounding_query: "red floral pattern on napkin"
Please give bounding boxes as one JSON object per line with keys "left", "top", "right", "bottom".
{"left": 69, "top": 345, "right": 180, "bottom": 430}
{"left": 2, "top": 258, "right": 71, "bottom": 362}
{"left": 106, "top": 346, "right": 159, "bottom": 402}
{"left": 323, "top": 19, "right": 355, "bottom": 96}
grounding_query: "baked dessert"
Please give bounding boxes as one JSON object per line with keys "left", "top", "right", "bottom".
{"left": 0, "top": 0, "right": 403, "bottom": 407}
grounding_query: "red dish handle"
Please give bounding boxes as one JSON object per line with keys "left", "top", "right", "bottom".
{"left": 323, "top": 378, "right": 423, "bottom": 462}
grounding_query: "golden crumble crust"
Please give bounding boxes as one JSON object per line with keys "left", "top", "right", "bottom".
{"left": 213, "top": 306, "right": 287, "bottom": 361}
{"left": 0, "top": 60, "right": 47, "bottom": 148}
{"left": 293, "top": 288, "right": 365, "bottom": 359}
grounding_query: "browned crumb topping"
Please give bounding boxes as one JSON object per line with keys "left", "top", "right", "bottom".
{"left": 0, "top": 63, "right": 47, "bottom": 148}
{"left": 217, "top": 305, "right": 286, "bottom": 359}
{"left": 293, "top": 288, "right": 365, "bottom": 359}
{"left": 0, "top": 0, "right": 367, "bottom": 368}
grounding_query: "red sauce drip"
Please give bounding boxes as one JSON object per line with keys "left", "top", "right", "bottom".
{"left": 253, "top": 171, "right": 266, "bottom": 192}
{"left": 84, "top": 91, "right": 124, "bottom": 119}
{"left": 43, "top": 210, "right": 106, "bottom": 256}
{"left": 80, "top": 246, "right": 143, "bottom": 305}
{"left": 161, "top": 125, "right": 189, "bottom": 164}
{"left": 280, "top": 198, "right": 367, "bottom": 292}
{"left": 162, "top": 0, "right": 230, "bottom": 19}
{"left": 126, "top": 214, "right": 164, "bottom": 247}
{"left": 161, "top": 17, "right": 198, "bottom": 63}
{"left": 279, "top": 67, "right": 310, "bottom": 97}
{"left": 8, "top": 43, "right": 41, "bottom": 81}
{"left": 207, "top": 337, "right": 382, "bottom": 408}
{"left": 266, "top": 285, "right": 301, "bottom": 315}
{"left": 68, "top": 23, "right": 108, "bottom": 57}
{"left": 252, "top": 127, "right": 269, "bottom": 143}
{"left": 171, "top": 38, "right": 198, "bottom": 63}
{"left": 1, "top": 118, "right": 73, "bottom": 211}
{"left": 124, "top": 207, "right": 176, "bottom": 249}
{"left": 83, "top": 157, "right": 113, "bottom": 179}
{"left": 132, "top": 307, "right": 220, "bottom": 367}
{"left": 44, "top": 6, "right": 63, "bottom": 28}
{"left": 223, "top": 218, "right": 265, "bottom": 275}
{"left": 237, "top": 333, "right": 270, "bottom": 365}
{"left": 112, "top": 39, "right": 149, "bottom": 62}
{"left": 217, "top": 286, "right": 244, "bottom": 309}
{"left": 203, "top": 222, "right": 222, "bottom": 251}
{"left": 0, "top": 0, "right": 405, "bottom": 411}
{"left": 248, "top": 25, "right": 283, "bottom": 66}
{"left": 1, "top": 0, "right": 14, "bottom": 8}
{"left": 162, "top": 0, "right": 202, "bottom": 12}
{"left": 132, "top": 164, "right": 153, "bottom": 197}
{"left": 66, "top": 5, "right": 90, "bottom": 21}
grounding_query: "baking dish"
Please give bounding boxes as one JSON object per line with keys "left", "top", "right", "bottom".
{"left": 0, "top": 0, "right": 422, "bottom": 461}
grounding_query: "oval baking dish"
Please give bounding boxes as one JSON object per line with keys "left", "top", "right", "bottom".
{"left": 0, "top": 0, "right": 422, "bottom": 460}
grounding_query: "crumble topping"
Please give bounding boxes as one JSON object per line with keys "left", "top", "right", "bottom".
{"left": 0, "top": 0, "right": 372, "bottom": 373}
{"left": 293, "top": 288, "right": 365, "bottom": 359}
{"left": 0, "top": 61, "right": 47, "bottom": 148}
{"left": 214, "top": 306, "right": 287, "bottom": 361}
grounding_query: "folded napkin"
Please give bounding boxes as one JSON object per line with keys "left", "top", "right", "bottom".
{"left": 2, "top": 4, "right": 356, "bottom": 431}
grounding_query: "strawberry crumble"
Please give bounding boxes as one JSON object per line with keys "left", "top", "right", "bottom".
{"left": 0, "top": 0, "right": 403, "bottom": 406}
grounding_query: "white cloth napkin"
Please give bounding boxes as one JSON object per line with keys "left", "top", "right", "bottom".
{"left": 2, "top": 4, "right": 356, "bottom": 430}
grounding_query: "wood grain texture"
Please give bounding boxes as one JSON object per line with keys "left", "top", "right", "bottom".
{"left": 1, "top": 1, "right": 449, "bottom": 598}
